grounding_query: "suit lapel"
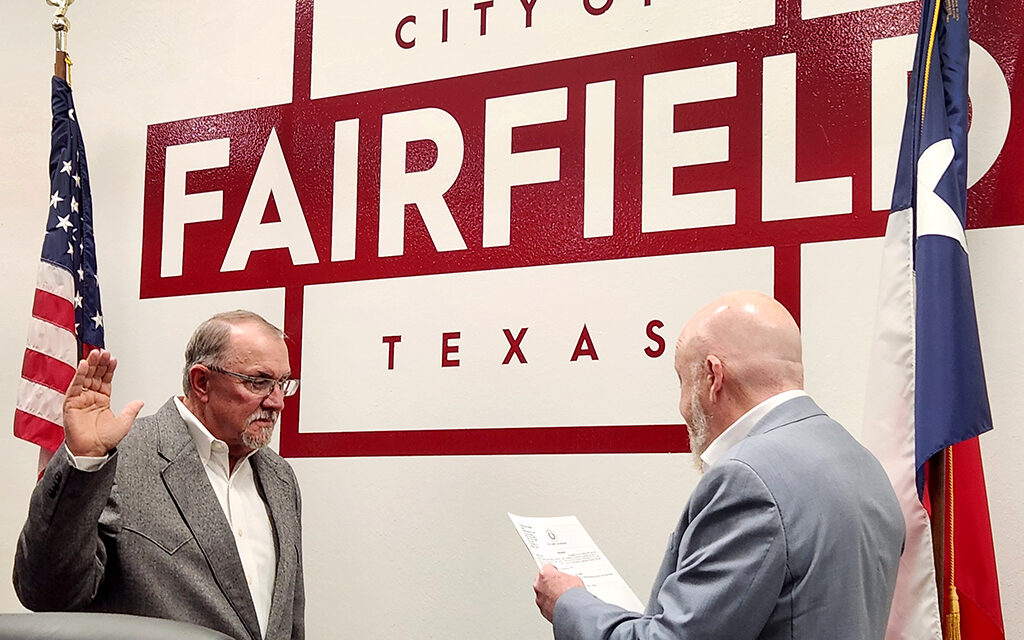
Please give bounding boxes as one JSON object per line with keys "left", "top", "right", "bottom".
{"left": 250, "top": 452, "right": 298, "bottom": 639}
{"left": 156, "top": 402, "right": 262, "bottom": 640}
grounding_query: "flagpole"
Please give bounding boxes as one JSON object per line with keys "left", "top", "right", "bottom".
{"left": 927, "top": 451, "right": 949, "bottom": 633}
{"left": 47, "top": 0, "right": 74, "bottom": 82}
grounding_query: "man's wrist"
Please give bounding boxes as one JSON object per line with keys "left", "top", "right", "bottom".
{"left": 65, "top": 439, "right": 116, "bottom": 458}
{"left": 65, "top": 446, "right": 115, "bottom": 472}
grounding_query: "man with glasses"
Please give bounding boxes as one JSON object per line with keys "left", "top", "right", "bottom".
{"left": 14, "top": 310, "right": 305, "bottom": 640}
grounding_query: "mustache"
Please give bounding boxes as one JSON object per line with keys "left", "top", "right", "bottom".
{"left": 247, "top": 409, "right": 279, "bottom": 425}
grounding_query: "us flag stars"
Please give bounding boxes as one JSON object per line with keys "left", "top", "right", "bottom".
{"left": 38, "top": 79, "right": 105, "bottom": 355}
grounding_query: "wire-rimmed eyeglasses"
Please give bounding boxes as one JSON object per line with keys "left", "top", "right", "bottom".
{"left": 206, "top": 365, "right": 300, "bottom": 397}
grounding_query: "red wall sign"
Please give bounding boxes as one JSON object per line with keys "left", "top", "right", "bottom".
{"left": 142, "top": 0, "right": 1024, "bottom": 456}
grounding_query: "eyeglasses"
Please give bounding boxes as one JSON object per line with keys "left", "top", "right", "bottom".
{"left": 206, "top": 365, "right": 300, "bottom": 397}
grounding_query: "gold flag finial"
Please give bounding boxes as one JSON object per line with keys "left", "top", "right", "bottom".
{"left": 46, "top": 0, "right": 75, "bottom": 50}
{"left": 45, "top": 0, "right": 75, "bottom": 81}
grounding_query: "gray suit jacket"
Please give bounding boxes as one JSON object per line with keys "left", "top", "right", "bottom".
{"left": 14, "top": 399, "right": 304, "bottom": 640}
{"left": 553, "top": 395, "right": 905, "bottom": 640}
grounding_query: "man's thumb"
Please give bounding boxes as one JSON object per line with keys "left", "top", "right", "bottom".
{"left": 119, "top": 400, "right": 145, "bottom": 426}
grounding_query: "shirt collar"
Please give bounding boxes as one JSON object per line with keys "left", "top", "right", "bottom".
{"left": 700, "top": 389, "right": 808, "bottom": 469}
{"left": 173, "top": 396, "right": 254, "bottom": 474}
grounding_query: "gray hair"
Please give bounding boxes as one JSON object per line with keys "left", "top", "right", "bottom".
{"left": 182, "top": 310, "right": 285, "bottom": 396}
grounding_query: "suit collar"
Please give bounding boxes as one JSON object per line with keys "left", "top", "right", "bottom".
{"left": 701, "top": 390, "right": 810, "bottom": 469}
{"left": 171, "top": 396, "right": 259, "bottom": 477}
{"left": 153, "top": 398, "right": 195, "bottom": 464}
{"left": 747, "top": 393, "right": 827, "bottom": 437}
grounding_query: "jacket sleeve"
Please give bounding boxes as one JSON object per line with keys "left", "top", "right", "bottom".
{"left": 552, "top": 459, "right": 787, "bottom": 640}
{"left": 13, "top": 445, "right": 118, "bottom": 611}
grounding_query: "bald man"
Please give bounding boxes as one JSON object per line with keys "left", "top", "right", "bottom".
{"left": 533, "top": 291, "right": 904, "bottom": 640}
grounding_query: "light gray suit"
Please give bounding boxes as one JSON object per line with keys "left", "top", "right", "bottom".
{"left": 553, "top": 395, "right": 904, "bottom": 640}
{"left": 14, "top": 399, "right": 304, "bottom": 640}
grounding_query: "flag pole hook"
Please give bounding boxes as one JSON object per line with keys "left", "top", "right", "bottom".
{"left": 46, "top": 0, "right": 75, "bottom": 81}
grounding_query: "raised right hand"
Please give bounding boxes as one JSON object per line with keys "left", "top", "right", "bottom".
{"left": 62, "top": 349, "right": 144, "bottom": 458}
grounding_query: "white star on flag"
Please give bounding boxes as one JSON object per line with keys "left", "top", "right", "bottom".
{"left": 70, "top": 197, "right": 79, "bottom": 213}
{"left": 61, "top": 161, "right": 72, "bottom": 175}
{"left": 49, "top": 191, "right": 63, "bottom": 209}
{"left": 91, "top": 312, "right": 103, "bottom": 328}
{"left": 74, "top": 292, "right": 82, "bottom": 308}
{"left": 915, "top": 139, "right": 968, "bottom": 253}
{"left": 56, "top": 215, "right": 73, "bottom": 231}
{"left": 72, "top": 174, "right": 80, "bottom": 187}
{"left": 69, "top": 108, "right": 75, "bottom": 121}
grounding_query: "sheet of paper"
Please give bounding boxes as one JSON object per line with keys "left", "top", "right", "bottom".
{"left": 509, "top": 513, "right": 645, "bottom": 613}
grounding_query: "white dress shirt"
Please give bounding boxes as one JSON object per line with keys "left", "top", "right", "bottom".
{"left": 173, "top": 396, "right": 277, "bottom": 638}
{"left": 700, "top": 389, "right": 808, "bottom": 470}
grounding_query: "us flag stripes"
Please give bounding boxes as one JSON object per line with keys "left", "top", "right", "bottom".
{"left": 14, "top": 76, "right": 104, "bottom": 453}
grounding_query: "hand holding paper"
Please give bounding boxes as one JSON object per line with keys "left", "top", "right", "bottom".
{"left": 533, "top": 564, "right": 584, "bottom": 621}
{"left": 509, "top": 513, "right": 644, "bottom": 614}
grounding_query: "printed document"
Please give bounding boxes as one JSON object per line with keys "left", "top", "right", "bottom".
{"left": 509, "top": 513, "right": 644, "bottom": 612}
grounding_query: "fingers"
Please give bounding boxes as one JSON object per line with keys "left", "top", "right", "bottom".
{"left": 534, "top": 567, "right": 560, "bottom": 623}
{"left": 534, "top": 564, "right": 559, "bottom": 591}
{"left": 65, "top": 349, "right": 107, "bottom": 398}
{"left": 65, "top": 359, "right": 88, "bottom": 398}
{"left": 90, "top": 350, "right": 116, "bottom": 395}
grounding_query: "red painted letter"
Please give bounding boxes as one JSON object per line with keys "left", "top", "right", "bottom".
{"left": 396, "top": 15, "right": 416, "bottom": 49}
{"left": 383, "top": 335, "right": 402, "bottom": 370}
{"left": 442, "top": 332, "right": 461, "bottom": 367}
{"left": 502, "top": 327, "right": 529, "bottom": 364}
{"left": 644, "top": 320, "right": 665, "bottom": 358}
{"left": 519, "top": 0, "right": 538, "bottom": 27}
{"left": 571, "top": 324, "right": 599, "bottom": 361}
{"left": 583, "top": 0, "right": 613, "bottom": 16}
{"left": 475, "top": 1, "right": 494, "bottom": 35}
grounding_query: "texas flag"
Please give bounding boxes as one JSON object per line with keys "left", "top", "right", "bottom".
{"left": 863, "top": 0, "right": 1004, "bottom": 638}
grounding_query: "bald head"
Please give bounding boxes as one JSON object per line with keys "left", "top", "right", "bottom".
{"left": 675, "top": 291, "right": 803, "bottom": 431}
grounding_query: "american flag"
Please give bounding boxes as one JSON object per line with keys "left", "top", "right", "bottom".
{"left": 14, "top": 76, "right": 104, "bottom": 453}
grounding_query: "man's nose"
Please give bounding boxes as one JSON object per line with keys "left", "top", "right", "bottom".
{"left": 262, "top": 384, "right": 286, "bottom": 410}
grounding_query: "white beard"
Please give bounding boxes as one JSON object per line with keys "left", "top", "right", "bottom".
{"left": 241, "top": 409, "right": 278, "bottom": 450}
{"left": 686, "top": 385, "right": 711, "bottom": 474}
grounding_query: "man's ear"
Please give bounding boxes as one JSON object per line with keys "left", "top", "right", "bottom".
{"left": 706, "top": 355, "right": 725, "bottom": 402}
{"left": 188, "top": 365, "right": 211, "bottom": 403}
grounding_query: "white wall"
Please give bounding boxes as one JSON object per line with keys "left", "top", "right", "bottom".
{"left": 1, "top": 3, "right": 1020, "bottom": 639}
